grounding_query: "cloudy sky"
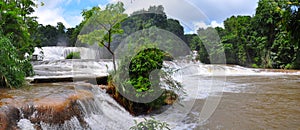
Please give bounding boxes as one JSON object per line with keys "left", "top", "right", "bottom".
{"left": 32, "top": 0, "right": 259, "bottom": 34}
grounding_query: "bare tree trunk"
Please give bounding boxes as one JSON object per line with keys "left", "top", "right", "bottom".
{"left": 112, "top": 54, "right": 116, "bottom": 73}
{"left": 107, "top": 30, "right": 116, "bottom": 73}
{"left": 106, "top": 48, "right": 116, "bottom": 73}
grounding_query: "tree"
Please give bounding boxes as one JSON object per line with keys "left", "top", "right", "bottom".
{"left": 251, "top": 0, "right": 299, "bottom": 69}
{"left": 279, "top": 0, "right": 300, "bottom": 69}
{"left": 67, "top": 27, "right": 77, "bottom": 47}
{"left": 111, "top": 27, "right": 183, "bottom": 115}
{"left": 222, "top": 16, "right": 253, "bottom": 65}
{"left": 184, "top": 34, "right": 210, "bottom": 63}
{"left": 0, "top": 0, "right": 39, "bottom": 60}
{"left": 78, "top": 2, "right": 128, "bottom": 72}
{"left": 56, "top": 22, "right": 66, "bottom": 34}
{"left": 252, "top": 0, "right": 285, "bottom": 68}
{"left": 0, "top": 32, "right": 26, "bottom": 88}
{"left": 0, "top": 0, "right": 40, "bottom": 81}
{"left": 165, "top": 19, "right": 184, "bottom": 40}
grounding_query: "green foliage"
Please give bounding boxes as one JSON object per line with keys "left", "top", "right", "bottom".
{"left": 115, "top": 46, "right": 167, "bottom": 100}
{"left": 65, "top": 52, "right": 81, "bottom": 59}
{"left": 120, "top": 6, "right": 185, "bottom": 40}
{"left": 37, "top": 22, "right": 74, "bottom": 46}
{"left": 187, "top": 0, "right": 300, "bottom": 69}
{"left": 0, "top": 34, "right": 25, "bottom": 88}
{"left": 78, "top": 2, "right": 128, "bottom": 72}
{"left": 284, "top": 64, "right": 294, "bottom": 69}
{"left": 197, "top": 27, "right": 224, "bottom": 64}
{"left": 78, "top": 2, "right": 127, "bottom": 46}
{"left": 0, "top": 0, "right": 39, "bottom": 59}
{"left": 251, "top": 64, "right": 259, "bottom": 68}
{"left": 185, "top": 34, "right": 210, "bottom": 64}
{"left": 130, "top": 117, "right": 171, "bottom": 130}
{"left": 110, "top": 28, "right": 184, "bottom": 115}
{"left": 128, "top": 48, "right": 164, "bottom": 92}
{"left": 0, "top": 0, "right": 38, "bottom": 88}
{"left": 0, "top": 0, "right": 37, "bottom": 77}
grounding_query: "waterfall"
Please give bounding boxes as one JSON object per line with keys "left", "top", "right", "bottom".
{"left": 164, "top": 61, "right": 299, "bottom": 76}
{"left": 33, "top": 47, "right": 108, "bottom": 61}
{"left": 16, "top": 85, "right": 135, "bottom": 130}
{"left": 14, "top": 47, "right": 299, "bottom": 130}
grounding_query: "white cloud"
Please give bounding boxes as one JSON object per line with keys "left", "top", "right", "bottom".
{"left": 210, "top": 21, "right": 224, "bottom": 28}
{"left": 187, "top": 21, "right": 224, "bottom": 34}
{"left": 98, "top": 4, "right": 107, "bottom": 10}
{"left": 33, "top": 7, "right": 71, "bottom": 28}
{"left": 66, "top": 0, "right": 72, "bottom": 5}
{"left": 65, "top": 15, "right": 83, "bottom": 28}
{"left": 194, "top": 21, "right": 209, "bottom": 30}
{"left": 32, "top": 0, "right": 82, "bottom": 28}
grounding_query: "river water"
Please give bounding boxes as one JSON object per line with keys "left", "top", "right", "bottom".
{"left": 194, "top": 75, "right": 300, "bottom": 129}
{"left": 152, "top": 63, "right": 300, "bottom": 129}
{"left": 3, "top": 47, "right": 300, "bottom": 129}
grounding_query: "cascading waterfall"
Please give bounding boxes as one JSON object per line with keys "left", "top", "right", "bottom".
{"left": 11, "top": 47, "right": 299, "bottom": 130}
{"left": 33, "top": 47, "right": 110, "bottom": 61}
{"left": 16, "top": 84, "right": 134, "bottom": 130}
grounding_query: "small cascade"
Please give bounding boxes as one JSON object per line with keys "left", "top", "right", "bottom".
{"left": 0, "top": 83, "right": 134, "bottom": 130}
{"left": 33, "top": 47, "right": 106, "bottom": 61}
{"left": 164, "top": 61, "right": 300, "bottom": 76}
{"left": 62, "top": 47, "right": 100, "bottom": 60}
{"left": 28, "top": 59, "right": 113, "bottom": 83}
{"left": 78, "top": 87, "right": 134, "bottom": 130}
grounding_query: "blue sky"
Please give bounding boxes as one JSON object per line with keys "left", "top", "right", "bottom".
{"left": 33, "top": 0, "right": 259, "bottom": 34}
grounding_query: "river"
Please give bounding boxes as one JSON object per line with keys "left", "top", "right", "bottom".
{"left": 1, "top": 47, "right": 299, "bottom": 129}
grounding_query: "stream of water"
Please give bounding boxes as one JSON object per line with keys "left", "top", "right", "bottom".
{"left": 2, "top": 47, "right": 299, "bottom": 129}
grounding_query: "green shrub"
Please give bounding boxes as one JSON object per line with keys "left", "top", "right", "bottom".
{"left": 128, "top": 48, "right": 164, "bottom": 93}
{"left": 130, "top": 117, "right": 170, "bottom": 130}
{"left": 284, "top": 64, "right": 294, "bottom": 69}
{"left": 251, "top": 64, "right": 259, "bottom": 68}
{"left": 109, "top": 47, "right": 182, "bottom": 115}
{"left": 0, "top": 34, "right": 26, "bottom": 88}
{"left": 66, "top": 51, "right": 81, "bottom": 59}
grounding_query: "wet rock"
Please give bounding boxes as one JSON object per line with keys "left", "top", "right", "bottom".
{"left": 0, "top": 86, "right": 94, "bottom": 129}
{"left": 0, "top": 106, "right": 20, "bottom": 130}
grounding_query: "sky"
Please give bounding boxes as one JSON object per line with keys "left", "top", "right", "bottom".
{"left": 32, "top": 0, "right": 259, "bottom": 34}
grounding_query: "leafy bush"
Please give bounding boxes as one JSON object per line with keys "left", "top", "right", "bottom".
{"left": 66, "top": 52, "right": 81, "bottom": 59}
{"left": 284, "top": 64, "right": 294, "bottom": 69}
{"left": 0, "top": 34, "right": 26, "bottom": 88}
{"left": 128, "top": 48, "right": 164, "bottom": 93}
{"left": 108, "top": 46, "right": 182, "bottom": 115}
{"left": 251, "top": 64, "right": 259, "bottom": 68}
{"left": 130, "top": 117, "right": 170, "bottom": 130}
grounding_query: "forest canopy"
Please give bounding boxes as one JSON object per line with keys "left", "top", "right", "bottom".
{"left": 186, "top": 0, "right": 300, "bottom": 69}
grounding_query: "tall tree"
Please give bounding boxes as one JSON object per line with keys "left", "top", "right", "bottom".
{"left": 279, "top": 0, "right": 300, "bottom": 69}
{"left": 0, "top": 0, "right": 39, "bottom": 59}
{"left": 253, "top": 0, "right": 284, "bottom": 68}
{"left": 222, "top": 16, "right": 253, "bottom": 65}
{"left": 78, "top": 2, "right": 128, "bottom": 72}
{"left": 0, "top": 0, "right": 39, "bottom": 88}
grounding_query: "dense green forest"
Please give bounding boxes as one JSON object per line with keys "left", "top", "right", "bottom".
{"left": 37, "top": 0, "right": 300, "bottom": 69}
{"left": 194, "top": 0, "right": 300, "bottom": 69}
{"left": 1, "top": 0, "right": 300, "bottom": 88}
